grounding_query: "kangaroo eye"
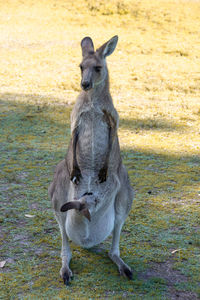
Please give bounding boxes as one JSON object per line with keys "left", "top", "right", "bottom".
{"left": 94, "top": 66, "right": 101, "bottom": 73}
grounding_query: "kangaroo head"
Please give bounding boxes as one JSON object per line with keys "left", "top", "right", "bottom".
{"left": 80, "top": 35, "right": 118, "bottom": 91}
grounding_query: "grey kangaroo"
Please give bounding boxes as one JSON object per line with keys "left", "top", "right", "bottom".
{"left": 48, "top": 35, "right": 134, "bottom": 285}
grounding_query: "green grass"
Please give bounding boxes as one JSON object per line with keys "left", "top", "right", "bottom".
{"left": 0, "top": 98, "right": 199, "bottom": 299}
{"left": 0, "top": 0, "right": 200, "bottom": 299}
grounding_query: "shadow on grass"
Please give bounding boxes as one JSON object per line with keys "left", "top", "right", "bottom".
{"left": 120, "top": 116, "right": 188, "bottom": 132}
{"left": 0, "top": 92, "right": 70, "bottom": 106}
{"left": 0, "top": 94, "right": 199, "bottom": 299}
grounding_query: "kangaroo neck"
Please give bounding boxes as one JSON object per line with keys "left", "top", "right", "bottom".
{"left": 87, "top": 73, "right": 110, "bottom": 103}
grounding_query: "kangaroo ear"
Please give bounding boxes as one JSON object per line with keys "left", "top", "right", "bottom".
{"left": 81, "top": 37, "right": 94, "bottom": 57}
{"left": 60, "top": 201, "right": 80, "bottom": 212}
{"left": 97, "top": 35, "right": 118, "bottom": 58}
{"left": 81, "top": 208, "right": 91, "bottom": 222}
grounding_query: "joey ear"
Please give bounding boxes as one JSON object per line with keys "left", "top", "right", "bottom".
{"left": 81, "top": 37, "right": 94, "bottom": 57}
{"left": 97, "top": 35, "right": 118, "bottom": 58}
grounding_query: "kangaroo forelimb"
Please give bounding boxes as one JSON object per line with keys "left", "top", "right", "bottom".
{"left": 98, "top": 110, "right": 117, "bottom": 183}
{"left": 70, "top": 126, "right": 82, "bottom": 184}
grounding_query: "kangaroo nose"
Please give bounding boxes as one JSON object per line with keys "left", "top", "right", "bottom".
{"left": 81, "top": 81, "right": 91, "bottom": 90}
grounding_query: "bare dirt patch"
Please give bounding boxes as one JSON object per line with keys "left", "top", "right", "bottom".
{"left": 138, "top": 260, "right": 198, "bottom": 299}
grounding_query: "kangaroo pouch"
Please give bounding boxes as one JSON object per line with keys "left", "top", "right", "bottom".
{"left": 65, "top": 173, "right": 120, "bottom": 248}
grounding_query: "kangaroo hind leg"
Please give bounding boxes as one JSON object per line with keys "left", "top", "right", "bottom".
{"left": 109, "top": 218, "right": 132, "bottom": 279}
{"left": 49, "top": 161, "right": 73, "bottom": 286}
{"left": 109, "top": 165, "right": 134, "bottom": 279}
{"left": 54, "top": 210, "right": 73, "bottom": 285}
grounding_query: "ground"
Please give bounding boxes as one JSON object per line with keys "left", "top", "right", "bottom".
{"left": 0, "top": 0, "right": 200, "bottom": 299}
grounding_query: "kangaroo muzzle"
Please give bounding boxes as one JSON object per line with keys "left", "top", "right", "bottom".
{"left": 81, "top": 69, "right": 93, "bottom": 91}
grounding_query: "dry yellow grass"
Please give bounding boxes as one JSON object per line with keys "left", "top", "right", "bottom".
{"left": 1, "top": 0, "right": 200, "bottom": 156}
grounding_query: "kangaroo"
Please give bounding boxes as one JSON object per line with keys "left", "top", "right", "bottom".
{"left": 48, "top": 36, "right": 134, "bottom": 285}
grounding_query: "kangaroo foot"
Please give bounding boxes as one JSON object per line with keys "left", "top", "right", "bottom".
{"left": 109, "top": 252, "right": 133, "bottom": 280}
{"left": 60, "top": 266, "right": 73, "bottom": 286}
{"left": 119, "top": 264, "right": 133, "bottom": 280}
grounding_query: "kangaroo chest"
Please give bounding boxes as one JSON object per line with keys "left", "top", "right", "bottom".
{"left": 77, "top": 106, "right": 109, "bottom": 172}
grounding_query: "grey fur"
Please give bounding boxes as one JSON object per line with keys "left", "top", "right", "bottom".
{"left": 48, "top": 36, "right": 134, "bottom": 285}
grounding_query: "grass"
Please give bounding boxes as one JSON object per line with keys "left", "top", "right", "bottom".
{"left": 0, "top": 0, "right": 200, "bottom": 299}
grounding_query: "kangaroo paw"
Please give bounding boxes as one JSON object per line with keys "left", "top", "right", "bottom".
{"left": 98, "top": 167, "right": 107, "bottom": 183}
{"left": 70, "top": 168, "right": 82, "bottom": 185}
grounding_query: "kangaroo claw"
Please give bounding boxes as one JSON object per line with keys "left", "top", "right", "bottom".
{"left": 98, "top": 167, "right": 107, "bottom": 183}
{"left": 70, "top": 168, "right": 82, "bottom": 184}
